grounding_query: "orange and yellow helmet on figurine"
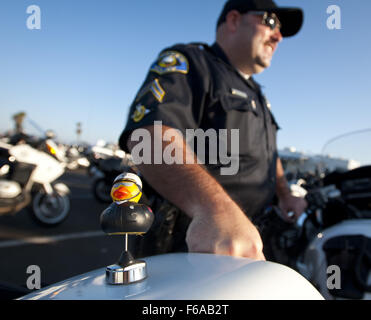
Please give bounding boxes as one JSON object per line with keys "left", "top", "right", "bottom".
{"left": 110, "top": 172, "right": 142, "bottom": 204}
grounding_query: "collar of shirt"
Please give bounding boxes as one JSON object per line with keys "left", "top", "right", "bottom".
{"left": 210, "top": 42, "right": 232, "bottom": 66}
{"left": 237, "top": 70, "right": 251, "bottom": 80}
{"left": 210, "top": 42, "right": 259, "bottom": 92}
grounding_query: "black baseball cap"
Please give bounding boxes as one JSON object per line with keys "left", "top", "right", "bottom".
{"left": 217, "top": 0, "right": 303, "bottom": 37}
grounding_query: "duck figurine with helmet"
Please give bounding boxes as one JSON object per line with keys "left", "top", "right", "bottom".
{"left": 100, "top": 172, "right": 154, "bottom": 285}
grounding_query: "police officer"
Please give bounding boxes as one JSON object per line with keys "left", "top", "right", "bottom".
{"left": 119, "top": 0, "right": 306, "bottom": 260}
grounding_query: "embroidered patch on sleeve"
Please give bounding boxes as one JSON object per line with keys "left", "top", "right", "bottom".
{"left": 135, "top": 79, "right": 166, "bottom": 103}
{"left": 131, "top": 104, "right": 151, "bottom": 123}
{"left": 150, "top": 51, "right": 189, "bottom": 75}
{"left": 149, "top": 79, "right": 165, "bottom": 102}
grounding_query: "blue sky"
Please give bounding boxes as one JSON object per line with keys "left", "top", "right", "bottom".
{"left": 1, "top": 0, "right": 370, "bottom": 161}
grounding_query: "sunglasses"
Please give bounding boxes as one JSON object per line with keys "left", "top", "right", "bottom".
{"left": 248, "top": 11, "right": 282, "bottom": 31}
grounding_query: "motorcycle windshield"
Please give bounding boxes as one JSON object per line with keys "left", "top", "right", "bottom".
{"left": 320, "top": 129, "right": 371, "bottom": 173}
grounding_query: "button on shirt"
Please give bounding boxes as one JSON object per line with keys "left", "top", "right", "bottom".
{"left": 119, "top": 42, "right": 280, "bottom": 218}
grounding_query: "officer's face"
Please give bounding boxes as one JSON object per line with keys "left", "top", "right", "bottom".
{"left": 236, "top": 12, "right": 283, "bottom": 74}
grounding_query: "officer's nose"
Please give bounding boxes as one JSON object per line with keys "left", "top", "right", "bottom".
{"left": 272, "top": 27, "right": 283, "bottom": 43}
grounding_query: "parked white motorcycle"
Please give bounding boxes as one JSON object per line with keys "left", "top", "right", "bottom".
{"left": 257, "top": 130, "right": 371, "bottom": 300}
{"left": 0, "top": 141, "right": 70, "bottom": 226}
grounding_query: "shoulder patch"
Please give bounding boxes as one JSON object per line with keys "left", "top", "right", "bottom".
{"left": 150, "top": 51, "right": 189, "bottom": 75}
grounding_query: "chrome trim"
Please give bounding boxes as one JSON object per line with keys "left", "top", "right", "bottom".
{"left": 106, "top": 261, "right": 147, "bottom": 285}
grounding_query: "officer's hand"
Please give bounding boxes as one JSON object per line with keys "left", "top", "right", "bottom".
{"left": 278, "top": 194, "right": 307, "bottom": 223}
{"left": 186, "top": 205, "right": 266, "bottom": 261}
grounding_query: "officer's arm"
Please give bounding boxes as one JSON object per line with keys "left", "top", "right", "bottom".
{"left": 275, "top": 157, "right": 291, "bottom": 198}
{"left": 276, "top": 157, "right": 307, "bottom": 221}
{"left": 127, "top": 124, "right": 265, "bottom": 260}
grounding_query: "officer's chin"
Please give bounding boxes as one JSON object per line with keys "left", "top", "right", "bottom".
{"left": 254, "top": 59, "right": 271, "bottom": 74}
{"left": 252, "top": 64, "right": 268, "bottom": 74}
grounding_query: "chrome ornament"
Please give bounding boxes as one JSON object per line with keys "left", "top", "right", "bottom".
{"left": 100, "top": 172, "right": 154, "bottom": 285}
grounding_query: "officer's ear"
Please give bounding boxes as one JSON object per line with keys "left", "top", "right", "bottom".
{"left": 225, "top": 10, "right": 242, "bottom": 33}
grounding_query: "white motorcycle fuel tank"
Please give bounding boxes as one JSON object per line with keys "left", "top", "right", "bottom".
{"left": 19, "top": 252, "right": 324, "bottom": 300}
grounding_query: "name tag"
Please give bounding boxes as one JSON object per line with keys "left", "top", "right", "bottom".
{"left": 231, "top": 88, "right": 248, "bottom": 99}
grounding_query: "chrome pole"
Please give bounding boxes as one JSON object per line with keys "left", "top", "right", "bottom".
{"left": 125, "top": 234, "right": 128, "bottom": 252}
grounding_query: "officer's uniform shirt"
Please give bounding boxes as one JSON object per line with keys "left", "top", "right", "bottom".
{"left": 119, "top": 42, "right": 279, "bottom": 218}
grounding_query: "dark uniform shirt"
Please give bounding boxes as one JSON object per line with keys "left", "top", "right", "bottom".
{"left": 119, "top": 42, "right": 279, "bottom": 218}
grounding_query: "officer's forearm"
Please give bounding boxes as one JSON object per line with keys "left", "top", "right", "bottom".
{"left": 275, "top": 157, "right": 291, "bottom": 198}
{"left": 127, "top": 125, "right": 240, "bottom": 218}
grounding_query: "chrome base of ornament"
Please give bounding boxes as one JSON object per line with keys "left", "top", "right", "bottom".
{"left": 106, "top": 261, "right": 147, "bottom": 285}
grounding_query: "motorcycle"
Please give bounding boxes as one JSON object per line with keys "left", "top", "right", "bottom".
{"left": 35, "top": 131, "right": 90, "bottom": 171}
{"left": 256, "top": 129, "right": 371, "bottom": 300}
{"left": 0, "top": 140, "right": 70, "bottom": 226}
{"left": 7, "top": 122, "right": 90, "bottom": 171}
